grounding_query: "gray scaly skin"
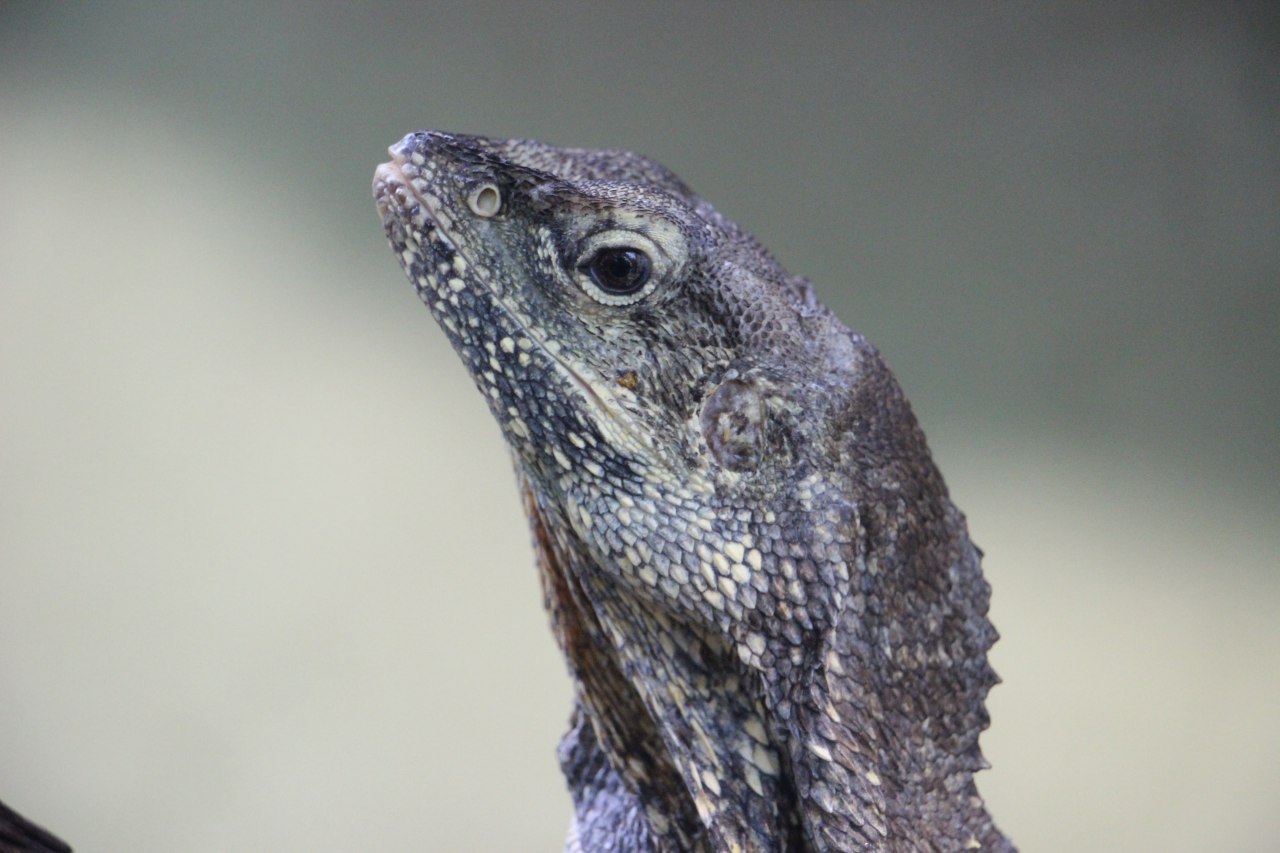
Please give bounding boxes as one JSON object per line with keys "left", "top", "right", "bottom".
{"left": 373, "top": 131, "right": 1012, "bottom": 852}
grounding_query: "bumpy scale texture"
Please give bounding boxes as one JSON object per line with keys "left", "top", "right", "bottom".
{"left": 374, "top": 131, "right": 1013, "bottom": 852}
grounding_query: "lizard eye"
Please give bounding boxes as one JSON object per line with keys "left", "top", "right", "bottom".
{"left": 571, "top": 227, "right": 675, "bottom": 306}
{"left": 581, "top": 247, "right": 652, "bottom": 296}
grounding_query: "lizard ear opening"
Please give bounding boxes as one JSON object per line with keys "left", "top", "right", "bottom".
{"left": 701, "top": 379, "right": 768, "bottom": 471}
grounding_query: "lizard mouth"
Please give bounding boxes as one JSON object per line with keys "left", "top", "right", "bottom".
{"left": 374, "top": 150, "right": 654, "bottom": 458}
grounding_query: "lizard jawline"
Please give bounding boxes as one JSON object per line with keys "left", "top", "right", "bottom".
{"left": 383, "top": 159, "right": 656, "bottom": 460}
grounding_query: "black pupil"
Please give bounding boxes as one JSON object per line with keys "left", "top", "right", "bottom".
{"left": 587, "top": 247, "right": 651, "bottom": 295}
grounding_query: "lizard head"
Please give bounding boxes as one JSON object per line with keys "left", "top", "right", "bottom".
{"left": 375, "top": 132, "right": 1007, "bottom": 849}
{"left": 374, "top": 131, "right": 860, "bottom": 504}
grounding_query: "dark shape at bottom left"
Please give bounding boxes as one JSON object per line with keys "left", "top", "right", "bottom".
{"left": 0, "top": 799, "right": 70, "bottom": 853}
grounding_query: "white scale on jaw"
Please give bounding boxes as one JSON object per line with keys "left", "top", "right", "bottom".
{"left": 383, "top": 150, "right": 790, "bottom": 648}
{"left": 388, "top": 158, "right": 682, "bottom": 470}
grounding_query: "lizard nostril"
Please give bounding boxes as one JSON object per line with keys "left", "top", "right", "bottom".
{"left": 467, "top": 183, "right": 502, "bottom": 218}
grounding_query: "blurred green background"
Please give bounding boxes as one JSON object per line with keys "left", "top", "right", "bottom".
{"left": 2, "top": 3, "right": 1277, "bottom": 851}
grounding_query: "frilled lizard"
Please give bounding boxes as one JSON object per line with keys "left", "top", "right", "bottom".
{"left": 373, "top": 131, "right": 1012, "bottom": 852}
